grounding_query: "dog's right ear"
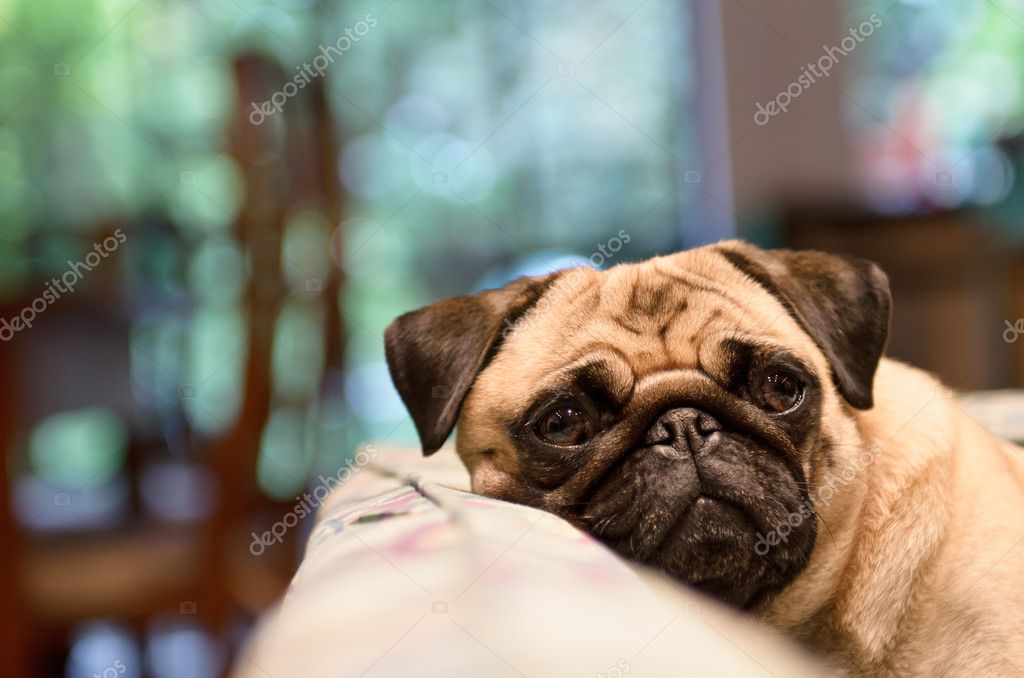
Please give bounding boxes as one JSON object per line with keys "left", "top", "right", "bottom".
{"left": 384, "top": 273, "right": 561, "bottom": 456}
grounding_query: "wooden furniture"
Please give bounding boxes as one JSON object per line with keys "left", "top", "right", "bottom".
{"left": 0, "top": 52, "right": 346, "bottom": 676}
{"left": 785, "top": 207, "right": 1019, "bottom": 391}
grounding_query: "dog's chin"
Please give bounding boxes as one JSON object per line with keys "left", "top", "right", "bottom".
{"left": 647, "top": 496, "right": 791, "bottom": 608}
{"left": 579, "top": 434, "right": 816, "bottom": 609}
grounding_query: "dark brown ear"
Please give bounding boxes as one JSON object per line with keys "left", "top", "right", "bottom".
{"left": 718, "top": 243, "right": 891, "bottom": 409}
{"left": 384, "top": 273, "right": 560, "bottom": 455}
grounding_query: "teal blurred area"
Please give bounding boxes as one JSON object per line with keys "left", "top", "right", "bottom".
{"left": 1, "top": 0, "right": 1024, "bottom": 676}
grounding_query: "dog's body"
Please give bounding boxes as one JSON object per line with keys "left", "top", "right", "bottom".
{"left": 384, "top": 241, "right": 1024, "bottom": 675}
{"left": 779, "top": 358, "right": 1024, "bottom": 674}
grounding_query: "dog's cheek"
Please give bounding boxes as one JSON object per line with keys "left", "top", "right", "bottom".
{"left": 470, "top": 464, "right": 504, "bottom": 493}
{"left": 459, "top": 441, "right": 552, "bottom": 508}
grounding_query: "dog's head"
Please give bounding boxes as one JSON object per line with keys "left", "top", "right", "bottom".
{"left": 385, "top": 241, "right": 890, "bottom": 609}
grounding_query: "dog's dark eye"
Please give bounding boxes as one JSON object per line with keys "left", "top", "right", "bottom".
{"left": 754, "top": 371, "right": 803, "bottom": 413}
{"left": 536, "top": 406, "right": 594, "bottom": 446}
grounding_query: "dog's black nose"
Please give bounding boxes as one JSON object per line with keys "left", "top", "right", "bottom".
{"left": 644, "top": 407, "right": 721, "bottom": 451}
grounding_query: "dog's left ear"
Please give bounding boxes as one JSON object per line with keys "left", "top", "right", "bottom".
{"left": 385, "top": 273, "right": 560, "bottom": 455}
{"left": 719, "top": 242, "right": 891, "bottom": 409}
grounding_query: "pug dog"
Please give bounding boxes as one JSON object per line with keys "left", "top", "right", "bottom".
{"left": 384, "top": 241, "right": 1024, "bottom": 676}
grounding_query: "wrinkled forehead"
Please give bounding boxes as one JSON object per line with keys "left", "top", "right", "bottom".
{"left": 475, "top": 248, "right": 823, "bottom": 408}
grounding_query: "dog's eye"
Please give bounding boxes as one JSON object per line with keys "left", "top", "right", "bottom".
{"left": 535, "top": 406, "right": 594, "bottom": 446}
{"left": 754, "top": 371, "right": 803, "bottom": 413}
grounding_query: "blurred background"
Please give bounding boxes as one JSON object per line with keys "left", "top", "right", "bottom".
{"left": 2, "top": 0, "right": 1024, "bottom": 675}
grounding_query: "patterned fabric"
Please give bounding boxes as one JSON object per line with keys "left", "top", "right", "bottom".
{"left": 234, "top": 445, "right": 820, "bottom": 677}
{"left": 235, "top": 391, "right": 1023, "bottom": 676}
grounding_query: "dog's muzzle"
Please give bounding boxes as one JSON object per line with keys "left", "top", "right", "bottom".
{"left": 580, "top": 405, "right": 815, "bottom": 608}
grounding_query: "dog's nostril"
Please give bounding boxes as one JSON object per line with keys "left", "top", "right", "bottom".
{"left": 648, "top": 407, "right": 720, "bottom": 449}
{"left": 695, "top": 413, "right": 720, "bottom": 436}
{"left": 643, "top": 420, "right": 673, "bottom": 445}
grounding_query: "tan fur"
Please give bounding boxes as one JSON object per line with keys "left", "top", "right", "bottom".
{"left": 454, "top": 242, "right": 1024, "bottom": 674}
{"left": 778, "top": 360, "right": 1024, "bottom": 675}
